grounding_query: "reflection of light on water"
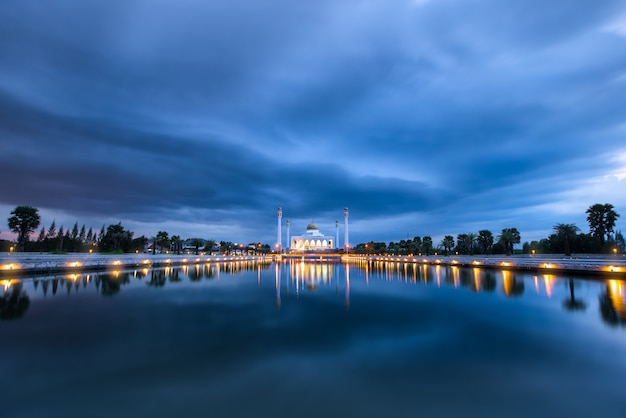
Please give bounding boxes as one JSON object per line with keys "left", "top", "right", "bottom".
{"left": 436, "top": 265, "right": 441, "bottom": 288}
{"left": 290, "top": 261, "right": 334, "bottom": 290}
{"left": 345, "top": 263, "right": 350, "bottom": 310}
{"left": 451, "top": 266, "right": 459, "bottom": 288}
{"left": 608, "top": 280, "right": 626, "bottom": 318}
{"left": 1, "top": 279, "right": 14, "bottom": 291}
{"left": 543, "top": 275, "right": 555, "bottom": 298}
{"left": 502, "top": 270, "right": 512, "bottom": 296}
{"left": 473, "top": 268, "right": 481, "bottom": 292}
{"left": 534, "top": 276, "right": 539, "bottom": 294}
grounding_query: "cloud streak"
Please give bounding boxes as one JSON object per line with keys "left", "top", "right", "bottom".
{"left": 1, "top": 0, "right": 625, "bottom": 244}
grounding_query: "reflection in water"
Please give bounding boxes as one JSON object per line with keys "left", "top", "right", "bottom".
{"left": 600, "top": 280, "right": 626, "bottom": 326}
{"left": 0, "top": 281, "right": 30, "bottom": 320}
{"left": 563, "top": 279, "right": 586, "bottom": 311}
{"left": 3, "top": 260, "right": 626, "bottom": 328}
{"left": 502, "top": 270, "right": 524, "bottom": 297}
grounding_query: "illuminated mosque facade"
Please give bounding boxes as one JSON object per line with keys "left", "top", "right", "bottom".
{"left": 277, "top": 207, "right": 349, "bottom": 252}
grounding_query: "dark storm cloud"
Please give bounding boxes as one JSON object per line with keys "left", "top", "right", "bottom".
{"left": 1, "top": 0, "right": 625, "bottom": 243}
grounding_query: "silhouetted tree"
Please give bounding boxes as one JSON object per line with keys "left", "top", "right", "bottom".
{"left": 586, "top": 203, "right": 620, "bottom": 248}
{"left": 7, "top": 206, "right": 41, "bottom": 252}
{"left": 554, "top": 223, "right": 580, "bottom": 256}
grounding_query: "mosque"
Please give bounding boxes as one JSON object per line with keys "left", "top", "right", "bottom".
{"left": 277, "top": 207, "right": 349, "bottom": 252}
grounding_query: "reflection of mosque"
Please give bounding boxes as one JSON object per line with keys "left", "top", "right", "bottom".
{"left": 4, "top": 262, "right": 626, "bottom": 327}
{"left": 274, "top": 261, "right": 351, "bottom": 309}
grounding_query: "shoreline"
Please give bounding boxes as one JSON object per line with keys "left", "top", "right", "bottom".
{"left": 1, "top": 252, "right": 625, "bottom": 278}
{"left": 344, "top": 254, "right": 626, "bottom": 278}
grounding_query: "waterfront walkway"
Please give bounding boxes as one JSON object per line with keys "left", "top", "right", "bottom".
{"left": 345, "top": 254, "right": 626, "bottom": 277}
{"left": 1, "top": 252, "right": 625, "bottom": 278}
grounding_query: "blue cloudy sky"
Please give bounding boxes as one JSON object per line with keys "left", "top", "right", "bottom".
{"left": 1, "top": 0, "right": 625, "bottom": 246}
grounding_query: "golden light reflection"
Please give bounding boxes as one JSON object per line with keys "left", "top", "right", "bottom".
{"left": 607, "top": 280, "right": 626, "bottom": 319}
{"left": 543, "top": 274, "right": 555, "bottom": 298}
{"left": 112, "top": 260, "right": 122, "bottom": 266}
{"left": 1, "top": 279, "right": 14, "bottom": 291}
{"left": 473, "top": 268, "right": 481, "bottom": 292}
{"left": 542, "top": 263, "right": 555, "bottom": 269}
{"left": 607, "top": 265, "right": 623, "bottom": 273}
{"left": 501, "top": 262, "right": 511, "bottom": 267}
{"left": 502, "top": 270, "right": 512, "bottom": 296}
{"left": 67, "top": 262, "right": 82, "bottom": 268}
{"left": 472, "top": 260, "right": 482, "bottom": 266}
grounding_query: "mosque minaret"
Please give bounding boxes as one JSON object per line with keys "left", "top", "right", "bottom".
{"left": 344, "top": 207, "right": 349, "bottom": 251}
{"left": 277, "top": 207, "right": 282, "bottom": 252}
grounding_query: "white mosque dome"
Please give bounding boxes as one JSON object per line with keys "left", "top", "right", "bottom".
{"left": 306, "top": 223, "right": 319, "bottom": 231}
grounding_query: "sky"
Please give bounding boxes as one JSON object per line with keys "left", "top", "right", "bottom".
{"left": 1, "top": 0, "right": 625, "bottom": 247}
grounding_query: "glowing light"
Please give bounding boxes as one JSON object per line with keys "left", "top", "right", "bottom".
{"left": 1, "top": 263, "right": 19, "bottom": 270}
{"left": 500, "top": 262, "right": 511, "bottom": 267}
{"left": 1, "top": 279, "right": 13, "bottom": 290}
{"left": 112, "top": 260, "right": 122, "bottom": 266}
{"left": 451, "top": 260, "right": 458, "bottom": 265}
{"left": 142, "top": 259, "right": 151, "bottom": 265}
{"left": 542, "top": 263, "right": 554, "bottom": 269}
{"left": 67, "top": 262, "right": 82, "bottom": 268}
{"left": 182, "top": 258, "right": 188, "bottom": 263}
{"left": 607, "top": 265, "right": 623, "bottom": 273}
{"left": 67, "top": 274, "right": 79, "bottom": 281}
{"left": 165, "top": 259, "right": 171, "bottom": 264}
{"left": 472, "top": 260, "right": 482, "bottom": 265}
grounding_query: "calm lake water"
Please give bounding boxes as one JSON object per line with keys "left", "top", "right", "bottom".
{"left": 1, "top": 260, "right": 625, "bottom": 418}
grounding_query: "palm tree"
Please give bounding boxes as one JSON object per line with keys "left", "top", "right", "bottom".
{"left": 477, "top": 230, "right": 494, "bottom": 254}
{"left": 421, "top": 236, "right": 433, "bottom": 255}
{"left": 466, "top": 232, "right": 477, "bottom": 255}
{"left": 553, "top": 223, "right": 579, "bottom": 256}
{"left": 441, "top": 235, "right": 455, "bottom": 255}
{"left": 170, "top": 235, "right": 182, "bottom": 255}
{"left": 586, "top": 203, "right": 620, "bottom": 246}
{"left": 189, "top": 238, "right": 205, "bottom": 255}
{"left": 498, "top": 228, "right": 521, "bottom": 256}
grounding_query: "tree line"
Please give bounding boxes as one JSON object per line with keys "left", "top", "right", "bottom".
{"left": 3, "top": 206, "right": 271, "bottom": 255}
{"left": 353, "top": 203, "right": 622, "bottom": 256}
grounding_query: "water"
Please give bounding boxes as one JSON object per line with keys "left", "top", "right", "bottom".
{"left": 1, "top": 261, "right": 625, "bottom": 417}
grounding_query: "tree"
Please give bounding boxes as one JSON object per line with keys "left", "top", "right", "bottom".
{"left": 189, "top": 238, "right": 205, "bottom": 255}
{"left": 616, "top": 230, "right": 625, "bottom": 254}
{"left": 498, "top": 228, "right": 521, "bottom": 256}
{"left": 99, "top": 223, "right": 133, "bottom": 253}
{"left": 7, "top": 206, "right": 41, "bottom": 252}
{"left": 171, "top": 235, "right": 183, "bottom": 255}
{"left": 586, "top": 203, "right": 620, "bottom": 247}
{"left": 553, "top": 223, "right": 580, "bottom": 256}
{"left": 441, "top": 235, "right": 455, "bottom": 255}
{"left": 477, "top": 230, "right": 494, "bottom": 254}
{"left": 421, "top": 236, "right": 433, "bottom": 255}
{"left": 156, "top": 231, "right": 170, "bottom": 253}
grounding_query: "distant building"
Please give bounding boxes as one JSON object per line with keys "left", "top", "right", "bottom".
{"left": 289, "top": 223, "right": 335, "bottom": 251}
